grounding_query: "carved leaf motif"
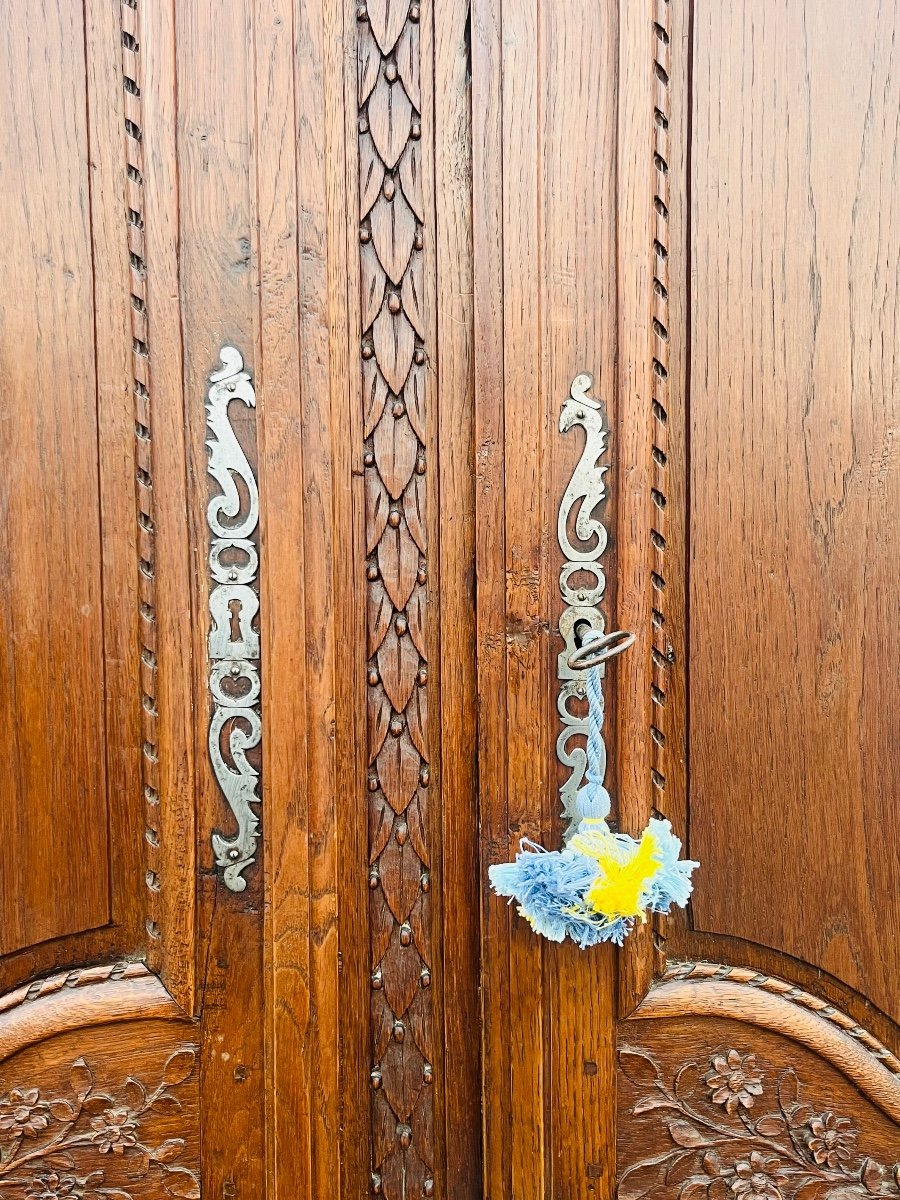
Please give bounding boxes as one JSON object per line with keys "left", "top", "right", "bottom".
{"left": 370, "top": 190, "right": 417, "bottom": 286}
{"left": 366, "top": 0, "right": 409, "bottom": 56}
{"left": 381, "top": 931, "right": 423, "bottom": 1020}
{"left": 371, "top": 1088, "right": 396, "bottom": 1168}
{"left": 372, "top": 987, "right": 395, "bottom": 1059}
{"left": 371, "top": 892, "right": 395, "bottom": 962}
{"left": 377, "top": 626, "right": 419, "bottom": 711}
{"left": 380, "top": 1038, "right": 425, "bottom": 1120}
{"left": 373, "top": 307, "right": 416, "bottom": 396}
{"left": 358, "top": 22, "right": 381, "bottom": 104}
{"left": 403, "top": 472, "right": 426, "bottom": 553}
{"left": 620, "top": 1048, "right": 663, "bottom": 1088}
{"left": 361, "top": 240, "right": 388, "bottom": 330}
{"left": 398, "top": 139, "right": 424, "bottom": 222}
{"left": 376, "top": 730, "right": 420, "bottom": 812}
{"left": 400, "top": 252, "right": 425, "bottom": 337}
{"left": 374, "top": 410, "right": 418, "bottom": 500}
{"left": 370, "top": 790, "right": 396, "bottom": 862}
{"left": 403, "top": 362, "right": 426, "bottom": 441}
{"left": 379, "top": 838, "right": 422, "bottom": 926}
{"left": 359, "top": 131, "right": 386, "bottom": 219}
{"left": 382, "top": 1146, "right": 429, "bottom": 1200}
{"left": 368, "top": 577, "right": 394, "bottom": 654}
{"left": 368, "top": 683, "right": 392, "bottom": 762}
{"left": 364, "top": 356, "right": 391, "bottom": 437}
{"left": 366, "top": 468, "right": 391, "bottom": 554}
{"left": 368, "top": 74, "right": 414, "bottom": 169}
{"left": 405, "top": 985, "right": 433, "bottom": 1063}
{"left": 378, "top": 519, "right": 419, "bottom": 609}
{"left": 406, "top": 585, "right": 426, "bottom": 657}
{"left": 395, "top": 21, "right": 421, "bottom": 111}
{"left": 405, "top": 792, "right": 429, "bottom": 864}
{"left": 405, "top": 685, "right": 427, "bottom": 759}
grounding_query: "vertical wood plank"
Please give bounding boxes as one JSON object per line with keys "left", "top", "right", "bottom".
{"left": 141, "top": 0, "right": 197, "bottom": 1012}
{"left": 433, "top": 0, "right": 482, "bottom": 1195}
{"left": 174, "top": 0, "right": 267, "bottom": 1194}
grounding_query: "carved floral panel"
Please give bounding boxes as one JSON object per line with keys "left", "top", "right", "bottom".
{"left": 0, "top": 1042, "right": 200, "bottom": 1199}
{"left": 618, "top": 1022, "right": 900, "bottom": 1200}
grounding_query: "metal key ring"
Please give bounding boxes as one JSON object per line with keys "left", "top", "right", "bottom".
{"left": 567, "top": 628, "right": 636, "bottom": 671}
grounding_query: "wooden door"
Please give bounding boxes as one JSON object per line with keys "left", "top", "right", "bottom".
{"left": 1, "top": 2, "right": 897, "bottom": 1199}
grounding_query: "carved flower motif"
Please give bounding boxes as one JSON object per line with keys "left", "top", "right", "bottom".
{"left": 806, "top": 1110, "right": 858, "bottom": 1169}
{"left": 26, "top": 1173, "right": 80, "bottom": 1199}
{"left": 90, "top": 1106, "right": 138, "bottom": 1153}
{"left": 0, "top": 1088, "right": 50, "bottom": 1139}
{"left": 706, "top": 1049, "right": 764, "bottom": 1114}
{"left": 729, "top": 1152, "right": 787, "bottom": 1200}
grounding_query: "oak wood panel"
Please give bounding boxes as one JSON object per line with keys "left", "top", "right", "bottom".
{"left": 687, "top": 0, "right": 900, "bottom": 1024}
{"left": 174, "top": 1, "right": 266, "bottom": 1196}
{"left": 0, "top": 0, "right": 109, "bottom": 956}
{"left": 474, "top": 1, "right": 621, "bottom": 1194}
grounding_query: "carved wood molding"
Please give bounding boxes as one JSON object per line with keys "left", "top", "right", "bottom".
{"left": 629, "top": 963, "right": 900, "bottom": 1123}
{"left": 0, "top": 965, "right": 187, "bottom": 1065}
{"left": 357, "top": 1, "right": 433, "bottom": 1195}
{"left": 120, "top": 0, "right": 162, "bottom": 954}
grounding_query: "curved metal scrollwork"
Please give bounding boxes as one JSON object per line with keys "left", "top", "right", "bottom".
{"left": 557, "top": 373, "right": 610, "bottom": 835}
{"left": 206, "top": 346, "right": 261, "bottom": 892}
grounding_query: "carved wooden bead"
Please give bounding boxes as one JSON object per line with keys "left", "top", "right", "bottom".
{"left": 383, "top": 177, "right": 396, "bottom": 201}
{"left": 420, "top": 967, "right": 431, "bottom": 988}
{"left": 356, "top": 3, "right": 367, "bottom": 19}
{"left": 368, "top": 866, "right": 380, "bottom": 888}
{"left": 371, "top": 967, "right": 383, "bottom": 990}
{"left": 391, "top": 398, "right": 405, "bottom": 416}
{"left": 366, "top": 562, "right": 379, "bottom": 580}
{"left": 371, "top": 1174, "right": 382, "bottom": 1195}
{"left": 370, "top": 1067, "right": 382, "bottom": 1089}
{"left": 423, "top": 1179, "right": 434, "bottom": 1197}
{"left": 367, "top": 669, "right": 379, "bottom": 686}
{"left": 397, "top": 1124, "right": 412, "bottom": 1150}
{"left": 413, "top": 230, "right": 424, "bottom": 251}
{"left": 413, "top": 347, "right": 425, "bottom": 364}
{"left": 395, "top": 615, "right": 408, "bottom": 635}
{"left": 358, "top": 116, "right": 369, "bottom": 134}
{"left": 359, "top": 226, "right": 370, "bottom": 243}
{"left": 364, "top": 451, "right": 375, "bottom": 467}
{"left": 419, "top": 766, "right": 429, "bottom": 787}
{"left": 399, "top": 922, "right": 412, "bottom": 946}
{"left": 420, "top": 871, "right": 430, "bottom": 893}
{"left": 388, "top": 509, "right": 401, "bottom": 528}
{"left": 411, "top": 121, "right": 421, "bottom": 140}
{"left": 417, "top": 667, "right": 427, "bottom": 686}
{"left": 389, "top": 716, "right": 403, "bottom": 737}
{"left": 392, "top": 1020, "right": 405, "bottom": 1042}
{"left": 423, "top": 1063, "right": 433, "bottom": 1085}
{"left": 362, "top": 343, "right": 374, "bottom": 359}
{"left": 409, "top": 3, "right": 420, "bottom": 20}
{"left": 384, "top": 62, "right": 398, "bottom": 83}
{"left": 416, "top": 567, "right": 426, "bottom": 585}
{"left": 415, "top": 455, "right": 426, "bottom": 475}
{"left": 396, "top": 821, "right": 408, "bottom": 845}
{"left": 388, "top": 293, "right": 402, "bottom": 315}
{"left": 368, "top": 774, "right": 380, "bottom": 792}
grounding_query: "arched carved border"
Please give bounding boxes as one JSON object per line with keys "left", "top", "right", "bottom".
{"left": 0, "top": 963, "right": 186, "bottom": 1064}
{"left": 628, "top": 962, "right": 900, "bottom": 1124}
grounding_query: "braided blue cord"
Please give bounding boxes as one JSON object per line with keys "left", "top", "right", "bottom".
{"left": 585, "top": 663, "right": 605, "bottom": 802}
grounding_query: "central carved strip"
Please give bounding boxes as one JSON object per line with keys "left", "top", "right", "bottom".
{"left": 357, "top": 2, "right": 433, "bottom": 1196}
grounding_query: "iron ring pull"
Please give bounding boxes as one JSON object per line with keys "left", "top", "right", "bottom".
{"left": 567, "top": 628, "right": 635, "bottom": 672}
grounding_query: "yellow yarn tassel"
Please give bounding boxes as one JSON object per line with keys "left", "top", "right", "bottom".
{"left": 570, "top": 822, "right": 662, "bottom": 922}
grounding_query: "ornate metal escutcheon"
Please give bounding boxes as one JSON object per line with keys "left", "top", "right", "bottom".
{"left": 205, "top": 346, "right": 261, "bottom": 892}
{"left": 556, "top": 372, "right": 611, "bottom": 834}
